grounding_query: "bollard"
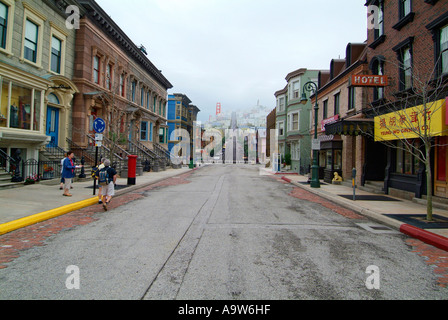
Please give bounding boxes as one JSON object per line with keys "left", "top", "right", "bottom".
{"left": 352, "top": 168, "right": 357, "bottom": 201}
{"left": 127, "top": 155, "right": 138, "bottom": 185}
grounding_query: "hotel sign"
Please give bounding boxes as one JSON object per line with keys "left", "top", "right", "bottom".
{"left": 374, "top": 99, "right": 448, "bottom": 141}
{"left": 350, "top": 75, "right": 388, "bottom": 87}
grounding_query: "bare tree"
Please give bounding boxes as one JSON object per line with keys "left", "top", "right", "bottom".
{"left": 364, "top": 58, "right": 448, "bottom": 221}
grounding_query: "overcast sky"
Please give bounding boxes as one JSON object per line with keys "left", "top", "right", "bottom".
{"left": 95, "top": 0, "right": 368, "bottom": 122}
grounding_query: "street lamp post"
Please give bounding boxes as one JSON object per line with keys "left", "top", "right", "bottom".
{"left": 300, "top": 81, "right": 320, "bottom": 188}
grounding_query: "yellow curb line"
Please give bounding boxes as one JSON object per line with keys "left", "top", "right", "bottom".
{"left": 0, "top": 197, "right": 99, "bottom": 236}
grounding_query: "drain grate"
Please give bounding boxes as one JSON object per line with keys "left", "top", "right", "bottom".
{"left": 339, "top": 195, "right": 401, "bottom": 201}
{"left": 356, "top": 223, "right": 400, "bottom": 234}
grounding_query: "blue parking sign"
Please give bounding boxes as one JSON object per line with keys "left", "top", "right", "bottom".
{"left": 93, "top": 118, "right": 106, "bottom": 134}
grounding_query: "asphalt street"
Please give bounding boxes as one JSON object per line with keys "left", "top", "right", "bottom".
{"left": 0, "top": 164, "right": 447, "bottom": 300}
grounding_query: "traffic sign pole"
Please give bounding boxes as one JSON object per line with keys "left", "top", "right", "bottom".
{"left": 92, "top": 118, "right": 106, "bottom": 197}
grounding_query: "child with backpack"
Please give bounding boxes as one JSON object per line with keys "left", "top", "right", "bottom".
{"left": 96, "top": 159, "right": 117, "bottom": 211}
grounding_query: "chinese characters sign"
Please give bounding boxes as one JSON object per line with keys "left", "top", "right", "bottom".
{"left": 374, "top": 99, "right": 447, "bottom": 141}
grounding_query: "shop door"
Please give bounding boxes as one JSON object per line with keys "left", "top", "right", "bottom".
{"left": 46, "top": 106, "right": 59, "bottom": 147}
{"left": 435, "top": 136, "right": 448, "bottom": 198}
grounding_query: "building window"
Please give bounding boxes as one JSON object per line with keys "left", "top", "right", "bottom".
{"left": 277, "top": 97, "right": 285, "bottom": 112}
{"left": 131, "top": 80, "right": 136, "bottom": 102}
{"left": 106, "top": 64, "right": 112, "bottom": 90}
{"left": 375, "top": 1, "right": 384, "bottom": 39}
{"left": 348, "top": 86, "right": 356, "bottom": 110}
{"left": 292, "top": 81, "right": 300, "bottom": 99}
{"left": 441, "top": 24, "right": 448, "bottom": 75}
{"left": 334, "top": 93, "right": 340, "bottom": 115}
{"left": 393, "top": 37, "right": 414, "bottom": 90}
{"left": 159, "top": 128, "right": 165, "bottom": 144}
{"left": 0, "top": 2, "right": 8, "bottom": 49}
{"left": 288, "top": 111, "right": 299, "bottom": 131}
{"left": 291, "top": 142, "right": 300, "bottom": 161}
{"left": 50, "top": 36, "right": 62, "bottom": 74}
{"left": 278, "top": 121, "right": 285, "bottom": 136}
{"left": 396, "top": 141, "right": 419, "bottom": 175}
{"left": 400, "top": 0, "right": 411, "bottom": 19}
{"left": 93, "top": 56, "right": 100, "bottom": 84}
{"left": 371, "top": 57, "right": 385, "bottom": 100}
{"left": 24, "top": 19, "right": 38, "bottom": 63}
{"left": 146, "top": 92, "right": 150, "bottom": 109}
{"left": 401, "top": 47, "right": 412, "bottom": 90}
{"left": 140, "top": 121, "right": 148, "bottom": 141}
{"left": 0, "top": 78, "right": 41, "bottom": 131}
{"left": 119, "top": 74, "right": 125, "bottom": 97}
{"left": 323, "top": 100, "right": 328, "bottom": 119}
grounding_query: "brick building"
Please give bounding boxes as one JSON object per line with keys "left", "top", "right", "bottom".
{"left": 311, "top": 42, "right": 370, "bottom": 185}
{"left": 365, "top": 0, "right": 448, "bottom": 200}
{"left": 266, "top": 107, "right": 276, "bottom": 159}
{"left": 72, "top": 0, "right": 172, "bottom": 166}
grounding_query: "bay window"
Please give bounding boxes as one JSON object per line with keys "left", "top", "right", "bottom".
{"left": 0, "top": 78, "right": 42, "bottom": 131}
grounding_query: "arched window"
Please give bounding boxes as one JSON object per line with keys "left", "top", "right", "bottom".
{"left": 48, "top": 93, "right": 60, "bottom": 105}
{"left": 369, "top": 55, "right": 386, "bottom": 100}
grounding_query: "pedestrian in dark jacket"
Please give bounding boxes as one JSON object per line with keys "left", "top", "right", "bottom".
{"left": 61, "top": 151, "right": 83, "bottom": 197}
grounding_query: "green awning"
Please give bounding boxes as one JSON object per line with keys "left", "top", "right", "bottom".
{"left": 324, "top": 119, "right": 374, "bottom": 136}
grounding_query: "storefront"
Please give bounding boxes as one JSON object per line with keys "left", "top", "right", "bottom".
{"left": 317, "top": 134, "right": 342, "bottom": 183}
{"left": 374, "top": 99, "right": 448, "bottom": 199}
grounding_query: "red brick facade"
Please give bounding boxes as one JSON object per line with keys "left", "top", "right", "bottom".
{"left": 366, "top": 0, "right": 448, "bottom": 99}
{"left": 72, "top": 2, "right": 172, "bottom": 150}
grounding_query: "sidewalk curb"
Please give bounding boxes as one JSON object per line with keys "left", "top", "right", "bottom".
{"left": 0, "top": 168, "right": 195, "bottom": 236}
{"left": 282, "top": 176, "right": 448, "bottom": 253}
{"left": 400, "top": 224, "right": 448, "bottom": 252}
{"left": 0, "top": 198, "right": 98, "bottom": 236}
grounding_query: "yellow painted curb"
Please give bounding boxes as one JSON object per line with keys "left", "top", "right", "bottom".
{"left": 0, "top": 197, "right": 99, "bottom": 236}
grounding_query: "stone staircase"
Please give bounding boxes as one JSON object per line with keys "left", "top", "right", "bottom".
{"left": 0, "top": 169, "right": 24, "bottom": 189}
{"left": 358, "top": 181, "right": 385, "bottom": 194}
{"left": 341, "top": 180, "right": 385, "bottom": 194}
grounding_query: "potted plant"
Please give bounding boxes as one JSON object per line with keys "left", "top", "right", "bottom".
{"left": 284, "top": 154, "right": 292, "bottom": 170}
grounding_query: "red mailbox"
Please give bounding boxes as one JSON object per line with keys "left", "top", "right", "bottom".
{"left": 127, "top": 155, "right": 138, "bottom": 185}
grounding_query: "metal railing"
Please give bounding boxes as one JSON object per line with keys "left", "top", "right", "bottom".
{"left": 0, "top": 149, "right": 14, "bottom": 173}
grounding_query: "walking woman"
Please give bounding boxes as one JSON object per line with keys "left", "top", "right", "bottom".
{"left": 61, "top": 151, "right": 83, "bottom": 197}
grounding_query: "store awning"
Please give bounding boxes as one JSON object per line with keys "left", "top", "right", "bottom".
{"left": 325, "top": 119, "right": 374, "bottom": 136}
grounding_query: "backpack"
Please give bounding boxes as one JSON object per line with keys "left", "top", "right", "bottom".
{"left": 98, "top": 167, "right": 110, "bottom": 186}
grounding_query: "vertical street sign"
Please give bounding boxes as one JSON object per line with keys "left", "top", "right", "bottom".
{"left": 92, "top": 118, "right": 106, "bottom": 196}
